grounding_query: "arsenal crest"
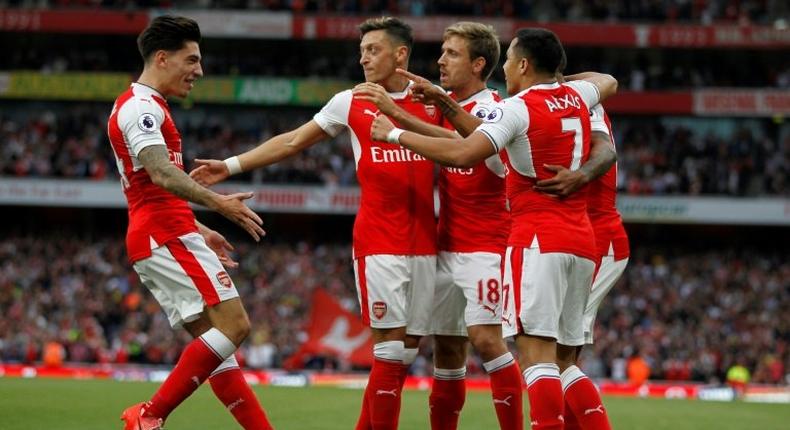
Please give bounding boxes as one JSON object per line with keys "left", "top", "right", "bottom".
{"left": 372, "top": 301, "right": 388, "bottom": 319}
{"left": 216, "top": 271, "right": 232, "bottom": 288}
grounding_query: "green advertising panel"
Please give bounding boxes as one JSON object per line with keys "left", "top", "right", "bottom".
{"left": 0, "top": 72, "right": 353, "bottom": 107}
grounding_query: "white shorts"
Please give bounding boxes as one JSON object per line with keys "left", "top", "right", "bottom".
{"left": 501, "top": 241, "right": 595, "bottom": 346}
{"left": 431, "top": 252, "right": 505, "bottom": 337}
{"left": 133, "top": 232, "right": 239, "bottom": 329}
{"left": 354, "top": 254, "right": 436, "bottom": 336}
{"left": 584, "top": 256, "right": 628, "bottom": 344}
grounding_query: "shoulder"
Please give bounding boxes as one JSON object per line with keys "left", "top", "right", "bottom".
{"left": 116, "top": 95, "right": 165, "bottom": 132}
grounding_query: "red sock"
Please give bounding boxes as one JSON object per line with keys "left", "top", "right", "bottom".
{"left": 369, "top": 358, "right": 404, "bottom": 430}
{"left": 354, "top": 383, "right": 373, "bottom": 430}
{"left": 144, "top": 329, "right": 235, "bottom": 420}
{"left": 429, "top": 368, "right": 466, "bottom": 430}
{"left": 485, "top": 354, "right": 523, "bottom": 430}
{"left": 563, "top": 399, "right": 582, "bottom": 430}
{"left": 523, "top": 363, "right": 564, "bottom": 430}
{"left": 562, "top": 366, "right": 611, "bottom": 430}
{"left": 209, "top": 361, "right": 274, "bottom": 430}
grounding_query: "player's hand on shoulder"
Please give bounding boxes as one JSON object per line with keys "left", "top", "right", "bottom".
{"left": 534, "top": 164, "right": 586, "bottom": 198}
{"left": 202, "top": 229, "right": 239, "bottom": 269}
{"left": 370, "top": 115, "right": 396, "bottom": 142}
{"left": 213, "top": 192, "right": 266, "bottom": 242}
{"left": 352, "top": 82, "right": 397, "bottom": 115}
{"left": 190, "top": 159, "right": 229, "bottom": 186}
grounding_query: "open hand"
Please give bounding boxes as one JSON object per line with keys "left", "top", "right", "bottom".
{"left": 353, "top": 82, "right": 398, "bottom": 115}
{"left": 534, "top": 164, "right": 588, "bottom": 197}
{"left": 190, "top": 159, "right": 230, "bottom": 186}
{"left": 213, "top": 192, "right": 266, "bottom": 241}
{"left": 202, "top": 229, "right": 239, "bottom": 269}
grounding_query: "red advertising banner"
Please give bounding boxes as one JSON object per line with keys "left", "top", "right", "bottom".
{"left": 693, "top": 89, "right": 790, "bottom": 116}
{"left": 0, "top": 9, "right": 148, "bottom": 33}
{"left": 284, "top": 289, "right": 373, "bottom": 369}
{"left": 2, "top": 9, "right": 786, "bottom": 49}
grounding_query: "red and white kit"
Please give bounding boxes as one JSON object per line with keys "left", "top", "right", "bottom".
{"left": 478, "top": 81, "right": 600, "bottom": 346}
{"left": 431, "top": 89, "right": 511, "bottom": 336}
{"left": 583, "top": 104, "right": 630, "bottom": 343}
{"left": 313, "top": 83, "right": 440, "bottom": 335}
{"left": 108, "top": 83, "right": 238, "bottom": 328}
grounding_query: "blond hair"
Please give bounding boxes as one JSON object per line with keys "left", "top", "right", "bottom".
{"left": 444, "top": 22, "right": 500, "bottom": 81}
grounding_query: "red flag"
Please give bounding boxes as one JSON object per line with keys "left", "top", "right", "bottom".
{"left": 284, "top": 289, "right": 373, "bottom": 369}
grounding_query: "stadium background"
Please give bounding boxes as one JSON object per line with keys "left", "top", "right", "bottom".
{"left": 0, "top": 2, "right": 788, "bottom": 428}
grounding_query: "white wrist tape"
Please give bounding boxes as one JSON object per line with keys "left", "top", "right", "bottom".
{"left": 386, "top": 128, "right": 406, "bottom": 145}
{"left": 224, "top": 156, "right": 242, "bottom": 175}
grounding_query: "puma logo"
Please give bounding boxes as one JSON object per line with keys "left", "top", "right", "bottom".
{"left": 493, "top": 395, "right": 511, "bottom": 406}
{"left": 376, "top": 389, "right": 398, "bottom": 397}
{"left": 227, "top": 397, "right": 245, "bottom": 411}
{"left": 584, "top": 404, "right": 605, "bottom": 415}
{"left": 363, "top": 109, "right": 380, "bottom": 118}
{"left": 191, "top": 376, "right": 200, "bottom": 387}
{"left": 482, "top": 303, "right": 499, "bottom": 317}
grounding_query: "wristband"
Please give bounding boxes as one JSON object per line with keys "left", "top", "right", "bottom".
{"left": 224, "top": 156, "right": 242, "bottom": 175}
{"left": 386, "top": 128, "right": 406, "bottom": 145}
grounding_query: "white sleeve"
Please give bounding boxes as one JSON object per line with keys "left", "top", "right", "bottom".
{"left": 117, "top": 98, "right": 166, "bottom": 157}
{"left": 473, "top": 97, "right": 529, "bottom": 153}
{"left": 313, "top": 90, "right": 351, "bottom": 138}
{"left": 565, "top": 81, "right": 600, "bottom": 110}
{"left": 589, "top": 104, "right": 610, "bottom": 135}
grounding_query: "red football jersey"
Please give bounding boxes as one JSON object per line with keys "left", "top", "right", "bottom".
{"left": 313, "top": 83, "right": 440, "bottom": 258}
{"left": 107, "top": 83, "right": 197, "bottom": 263}
{"left": 437, "top": 89, "right": 509, "bottom": 254}
{"left": 587, "top": 105, "right": 630, "bottom": 260}
{"left": 476, "top": 81, "right": 600, "bottom": 261}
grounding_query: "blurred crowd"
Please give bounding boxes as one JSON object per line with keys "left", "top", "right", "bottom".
{"left": 3, "top": 0, "right": 788, "bottom": 24}
{"left": 6, "top": 42, "right": 788, "bottom": 90}
{"left": 0, "top": 235, "right": 787, "bottom": 385}
{"left": 583, "top": 247, "right": 789, "bottom": 385}
{"left": 2, "top": 104, "right": 788, "bottom": 196}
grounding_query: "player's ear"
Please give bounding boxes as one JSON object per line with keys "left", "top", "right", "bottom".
{"left": 472, "top": 57, "right": 486, "bottom": 78}
{"left": 519, "top": 57, "right": 529, "bottom": 76}
{"left": 395, "top": 45, "right": 409, "bottom": 65}
{"left": 153, "top": 50, "right": 168, "bottom": 69}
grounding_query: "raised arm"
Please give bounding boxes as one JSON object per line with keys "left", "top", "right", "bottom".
{"left": 352, "top": 82, "right": 457, "bottom": 139}
{"left": 139, "top": 145, "right": 265, "bottom": 241}
{"left": 564, "top": 71, "right": 618, "bottom": 102}
{"left": 191, "top": 120, "right": 329, "bottom": 186}
{"left": 370, "top": 115, "right": 495, "bottom": 168}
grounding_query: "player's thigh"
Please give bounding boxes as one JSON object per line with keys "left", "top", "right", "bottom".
{"left": 404, "top": 255, "right": 437, "bottom": 337}
{"left": 518, "top": 248, "right": 569, "bottom": 340}
{"left": 583, "top": 256, "right": 628, "bottom": 343}
{"left": 133, "top": 232, "right": 240, "bottom": 329}
{"left": 454, "top": 252, "right": 504, "bottom": 328}
{"left": 557, "top": 255, "right": 596, "bottom": 347}
{"left": 353, "top": 254, "right": 410, "bottom": 330}
{"left": 501, "top": 246, "right": 521, "bottom": 338}
{"left": 430, "top": 252, "right": 468, "bottom": 337}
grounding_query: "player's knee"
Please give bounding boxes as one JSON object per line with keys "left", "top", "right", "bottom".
{"left": 470, "top": 332, "right": 505, "bottom": 358}
{"left": 217, "top": 315, "right": 251, "bottom": 346}
{"left": 434, "top": 337, "right": 467, "bottom": 367}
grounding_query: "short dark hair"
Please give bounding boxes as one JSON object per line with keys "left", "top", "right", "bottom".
{"left": 137, "top": 15, "right": 201, "bottom": 62}
{"left": 359, "top": 17, "right": 413, "bottom": 54}
{"left": 444, "top": 22, "right": 500, "bottom": 81}
{"left": 512, "top": 28, "right": 565, "bottom": 75}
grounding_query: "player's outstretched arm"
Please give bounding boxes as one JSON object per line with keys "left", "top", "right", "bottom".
{"left": 190, "top": 121, "right": 330, "bottom": 186}
{"left": 396, "top": 68, "right": 484, "bottom": 137}
{"left": 371, "top": 115, "right": 494, "bottom": 168}
{"left": 564, "top": 72, "right": 618, "bottom": 102}
{"left": 352, "top": 82, "right": 457, "bottom": 139}
{"left": 139, "top": 145, "right": 265, "bottom": 241}
{"left": 534, "top": 131, "right": 617, "bottom": 197}
{"left": 196, "top": 221, "right": 238, "bottom": 268}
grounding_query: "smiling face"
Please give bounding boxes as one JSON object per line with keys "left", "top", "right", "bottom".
{"left": 437, "top": 35, "right": 481, "bottom": 91}
{"left": 158, "top": 41, "right": 203, "bottom": 98}
{"left": 359, "top": 29, "right": 402, "bottom": 84}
